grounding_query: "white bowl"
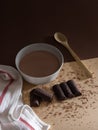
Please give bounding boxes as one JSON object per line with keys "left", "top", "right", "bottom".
{"left": 15, "top": 43, "right": 64, "bottom": 85}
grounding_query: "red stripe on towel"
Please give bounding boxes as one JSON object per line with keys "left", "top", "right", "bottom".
{"left": 20, "top": 117, "right": 35, "bottom": 130}
{"left": 0, "top": 70, "right": 14, "bottom": 79}
{"left": 0, "top": 71, "right": 14, "bottom": 104}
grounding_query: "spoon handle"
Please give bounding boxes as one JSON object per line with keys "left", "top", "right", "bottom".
{"left": 64, "top": 42, "right": 92, "bottom": 78}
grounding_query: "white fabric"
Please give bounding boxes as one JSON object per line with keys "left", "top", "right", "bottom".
{"left": 0, "top": 65, "right": 50, "bottom": 130}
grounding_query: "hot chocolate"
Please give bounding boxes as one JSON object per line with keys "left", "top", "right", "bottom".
{"left": 19, "top": 50, "right": 60, "bottom": 77}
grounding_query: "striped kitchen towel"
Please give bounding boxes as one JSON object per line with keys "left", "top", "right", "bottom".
{"left": 0, "top": 65, "right": 50, "bottom": 130}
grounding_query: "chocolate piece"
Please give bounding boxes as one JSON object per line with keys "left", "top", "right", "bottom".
{"left": 66, "top": 80, "right": 82, "bottom": 96}
{"left": 52, "top": 84, "right": 66, "bottom": 100}
{"left": 60, "top": 82, "right": 74, "bottom": 98}
{"left": 30, "top": 94, "right": 41, "bottom": 107}
{"left": 32, "top": 88, "right": 53, "bottom": 102}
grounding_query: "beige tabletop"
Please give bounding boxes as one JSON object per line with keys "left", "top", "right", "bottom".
{"left": 23, "top": 57, "right": 98, "bottom": 130}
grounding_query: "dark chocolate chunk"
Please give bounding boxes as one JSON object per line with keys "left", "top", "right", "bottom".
{"left": 66, "top": 80, "right": 82, "bottom": 96}
{"left": 52, "top": 84, "right": 67, "bottom": 100}
{"left": 32, "top": 88, "right": 53, "bottom": 102}
{"left": 30, "top": 94, "right": 41, "bottom": 107}
{"left": 60, "top": 82, "right": 74, "bottom": 98}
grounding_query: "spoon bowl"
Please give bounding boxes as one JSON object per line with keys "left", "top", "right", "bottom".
{"left": 54, "top": 32, "right": 67, "bottom": 43}
{"left": 54, "top": 32, "right": 92, "bottom": 78}
{"left": 54, "top": 32, "right": 69, "bottom": 47}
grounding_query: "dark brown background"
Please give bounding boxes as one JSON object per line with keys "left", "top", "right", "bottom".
{"left": 0, "top": 0, "right": 98, "bottom": 66}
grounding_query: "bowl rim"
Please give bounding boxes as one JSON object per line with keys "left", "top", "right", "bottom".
{"left": 15, "top": 43, "right": 64, "bottom": 79}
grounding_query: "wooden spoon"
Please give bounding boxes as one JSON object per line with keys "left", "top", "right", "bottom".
{"left": 54, "top": 32, "right": 92, "bottom": 78}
